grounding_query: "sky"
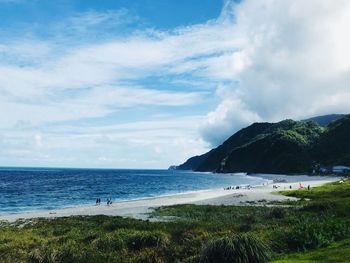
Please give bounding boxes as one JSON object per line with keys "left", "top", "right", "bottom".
{"left": 0, "top": 0, "right": 350, "bottom": 169}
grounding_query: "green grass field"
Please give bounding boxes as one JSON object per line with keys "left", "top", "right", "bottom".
{"left": 273, "top": 238, "right": 350, "bottom": 263}
{"left": 0, "top": 179, "right": 349, "bottom": 262}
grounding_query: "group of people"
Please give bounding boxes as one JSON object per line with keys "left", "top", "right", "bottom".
{"left": 224, "top": 186, "right": 240, "bottom": 190}
{"left": 95, "top": 197, "right": 113, "bottom": 206}
{"left": 224, "top": 185, "right": 252, "bottom": 190}
{"left": 107, "top": 198, "right": 113, "bottom": 206}
{"left": 273, "top": 183, "right": 311, "bottom": 190}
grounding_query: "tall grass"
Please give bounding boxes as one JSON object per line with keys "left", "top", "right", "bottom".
{"left": 200, "top": 234, "right": 270, "bottom": 263}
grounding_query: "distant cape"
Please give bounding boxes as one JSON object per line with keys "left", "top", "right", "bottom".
{"left": 174, "top": 114, "right": 350, "bottom": 174}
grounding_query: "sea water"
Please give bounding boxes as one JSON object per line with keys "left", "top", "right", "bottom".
{"left": 0, "top": 167, "right": 269, "bottom": 214}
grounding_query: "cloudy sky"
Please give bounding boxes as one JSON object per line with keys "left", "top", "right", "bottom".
{"left": 0, "top": 0, "right": 349, "bottom": 168}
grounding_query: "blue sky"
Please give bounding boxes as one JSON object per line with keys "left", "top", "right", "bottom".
{"left": 0, "top": 0, "right": 349, "bottom": 168}
{"left": 0, "top": 0, "right": 223, "bottom": 30}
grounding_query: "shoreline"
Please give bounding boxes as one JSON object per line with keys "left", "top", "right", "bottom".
{"left": 0, "top": 175, "right": 340, "bottom": 223}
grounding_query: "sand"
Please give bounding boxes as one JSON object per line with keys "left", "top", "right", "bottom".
{"left": 0, "top": 175, "right": 340, "bottom": 222}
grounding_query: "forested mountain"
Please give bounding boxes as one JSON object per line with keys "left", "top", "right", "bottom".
{"left": 176, "top": 114, "right": 350, "bottom": 174}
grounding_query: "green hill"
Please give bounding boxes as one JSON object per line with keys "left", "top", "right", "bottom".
{"left": 312, "top": 115, "right": 350, "bottom": 166}
{"left": 176, "top": 122, "right": 272, "bottom": 171}
{"left": 176, "top": 114, "right": 350, "bottom": 174}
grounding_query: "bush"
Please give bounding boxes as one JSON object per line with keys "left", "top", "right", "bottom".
{"left": 131, "top": 248, "right": 166, "bottom": 263}
{"left": 91, "top": 233, "right": 124, "bottom": 252}
{"left": 302, "top": 201, "right": 335, "bottom": 213}
{"left": 28, "top": 247, "right": 63, "bottom": 263}
{"left": 28, "top": 242, "right": 86, "bottom": 263}
{"left": 277, "top": 217, "right": 350, "bottom": 252}
{"left": 267, "top": 207, "right": 287, "bottom": 219}
{"left": 200, "top": 234, "right": 270, "bottom": 263}
{"left": 127, "top": 231, "right": 169, "bottom": 251}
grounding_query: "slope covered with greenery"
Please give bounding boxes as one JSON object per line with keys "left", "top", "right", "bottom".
{"left": 177, "top": 114, "right": 350, "bottom": 174}
{"left": 176, "top": 122, "right": 273, "bottom": 171}
{"left": 312, "top": 114, "right": 350, "bottom": 167}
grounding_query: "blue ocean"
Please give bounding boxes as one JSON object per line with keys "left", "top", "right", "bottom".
{"left": 0, "top": 167, "right": 269, "bottom": 215}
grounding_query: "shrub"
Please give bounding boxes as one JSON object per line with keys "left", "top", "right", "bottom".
{"left": 28, "top": 242, "right": 87, "bottom": 263}
{"left": 131, "top": 248, "right": 166, "bottom": 263}
{"left": 302, "top": 201, "right": 334, "bottom": 213}
{"left": 237, "top": 222, "right": 252, "bottom": 232}
{"left": 127, "top": 231, "right": 170, "bottom": 251}
{"left": 200, "top": 234, "right": 270, "bottom": 263}
{"left": 182, "top": 255, "right": 201, "bottom": 263}
{"left": 91, "top": 233, "right": 124, "bottom": 252}
{"left": 28, "top": 247, "right": 63, "bottom": 263}
{"left": 277, "top": 217, "right": 350, "bottom": 252}
{"left": 267, "top": 207, "right": 287, "bottom": 219}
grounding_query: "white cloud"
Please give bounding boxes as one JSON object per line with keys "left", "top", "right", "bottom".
{"left": 0, "top": 10, "right": 241, "bottom": 101}
{"left": 0, "top": 116, "right": 208, "bottom": 168}
{"left": 200, "top": 0, "right": 350, "bottom": 146}
{"left": 34, "top": 133, "right": 43, "bottom": 148}
{"left": 80, "top": 86, "right": 204, "bottom": 108}
{"left": 200, "top": 86, "right": 261, "bottom": 146}
{"left": 68, "top": 9, "right": 135, "bottom": 29}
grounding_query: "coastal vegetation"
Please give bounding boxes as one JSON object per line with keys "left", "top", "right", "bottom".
{"left": 176, "top": 114, "right": 350, "bottom": 174}
{"left": 0, "top": 179, "right": 350, "bottom": 262}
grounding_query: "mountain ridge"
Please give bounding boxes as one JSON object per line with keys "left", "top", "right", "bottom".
{"left": 302, "top": 114, "right": 346, "bottom": 127}
{"left": 175, "top": 114, "right": 350, "bottom": 174}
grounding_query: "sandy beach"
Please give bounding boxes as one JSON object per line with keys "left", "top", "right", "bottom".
{"left": 0, "top": 175, "right": 340, "bottom": 222}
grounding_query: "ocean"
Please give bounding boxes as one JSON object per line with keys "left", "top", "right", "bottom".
{"left": 0, "top": 167, "right": 269, "bottom": 215}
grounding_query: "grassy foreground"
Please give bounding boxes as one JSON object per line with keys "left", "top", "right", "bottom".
{"left": 273, "top": 238, "right": 350, "bottom": 263}
{"left": 0, "top": 179, "right": 349, "bottom": 262}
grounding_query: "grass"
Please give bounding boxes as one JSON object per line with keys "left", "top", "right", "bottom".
{"left": 0, "top": 179, "right": 349, "bottom": 262}
{"left": 200, "top": 234, "right": 270, "bottom": 263}
{"left": 272, "top": 238, "right": 350, "bottom": 263}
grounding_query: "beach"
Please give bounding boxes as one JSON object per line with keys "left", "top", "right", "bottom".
{"left": 0, "top": 175, "right": 339, "bottom": 222}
